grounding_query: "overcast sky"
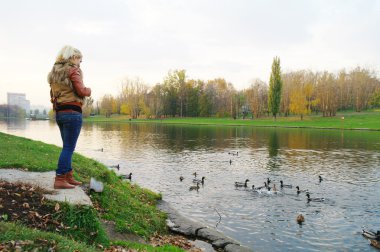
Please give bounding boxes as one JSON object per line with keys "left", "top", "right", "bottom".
{"left": 0, "top": 0, "right": 379, "bottom": 107}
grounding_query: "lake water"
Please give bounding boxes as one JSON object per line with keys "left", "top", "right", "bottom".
{"left": 1, "top": 119, "right": 380, "bottom": 252}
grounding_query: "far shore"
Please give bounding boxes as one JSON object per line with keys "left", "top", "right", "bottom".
{"left": 83, "top": 110, "right": 380, "bottom": 131}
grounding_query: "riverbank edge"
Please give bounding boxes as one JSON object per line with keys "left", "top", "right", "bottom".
{"left": 0, "top": 132, "right": 253, "bottom": 251}
{"left": 157, "top": 200, "right": 253, "bottom": 252}
{"left": 84, "top": 118, "right": 380, "bottom": 131}
{"left": 88, "top": 119, "right": 380, "bottom": 132}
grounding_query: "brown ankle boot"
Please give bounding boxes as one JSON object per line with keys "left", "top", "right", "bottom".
{"left": 54, "top": 174, "right": 75, "bottom": 189}
{"left": 66, "top": 170, "right": 82, "bottom": 186}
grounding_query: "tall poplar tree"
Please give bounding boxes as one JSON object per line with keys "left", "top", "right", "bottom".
{"left": 268, "top": 56, "right": 283, "bottom": 120}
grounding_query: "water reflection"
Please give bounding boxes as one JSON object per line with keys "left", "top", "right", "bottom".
{"left": 268, "top": 130, "right": 279, "bottom": 158}
{"left": 5, "top": 118, "right": 27, "bottom": 130}
{"left": 1, "top": 119, "right": 380, "bottom": 252}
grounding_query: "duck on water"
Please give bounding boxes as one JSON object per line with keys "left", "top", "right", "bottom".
{"left": 189, "top": 182, "right": 200, "bottom": 191}
{"left": 120, "top": 172, "right": 132, "bottom": 180}
{"left": 235, "top": 179, "right": 249, "bottom": 188}
{"left": 193, "top": 176, "right": 205, "bottom": 185}
{"left": 306, "top": 192, "right": 325, "bottom": 202}
{"left": 280, "top": 180, "right": 292, "bottom": 188}
{"left": 296, "top": 186, "right": 308, "bottom": 194}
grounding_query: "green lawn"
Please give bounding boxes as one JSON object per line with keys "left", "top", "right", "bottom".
{"left": 0, "top": 132, "right": 183, "bottom": 251}
{"left": 84, "top": 110, "right": 380, "bottom": 130}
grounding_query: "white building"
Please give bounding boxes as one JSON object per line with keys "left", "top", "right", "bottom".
{"left": 7, "top": 92, "right": 30, "bottom": 114}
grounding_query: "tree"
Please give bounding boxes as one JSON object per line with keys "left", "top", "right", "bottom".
{"left": 82, "top": 97, "right": 94, "bottom": 117}
{"left": 100, "top": 94, "right": 114, "bottom": 117}
{"left": 120, "top": 77, "right": 148, "bottom": 118}
{"left": 285, "top": 71, "right": 315, "bottom": 120}
{"left": 146, "top": 84, "right": 164, "bottom": 118}
{"left": 369, "top": 89, "right": 380, "bottom": 108}
{"left": 207, "top": 78, "right": 230, "bottom": 117}
{"left": 268, "top": 56, "right": 283, "bottom": 120}
{"left": 289, "top": 89, "right": 309, "bottom": 120}
{"left": 199, "top": 83, "right": 213, "bottom": 117}
{"left": 246, "top": 79, "right": 268, "bottom": 118}
{"left": 315, "top": 71, "right": 338, "bottom": 117}
{"left": 185, "top": 79, "right": 202, "bottom": 117}
{"left": 175, "top": 70, "right": 187, "bottom": 117}
{"left": 349, "top": 67, "right": 377, "bottom": 112}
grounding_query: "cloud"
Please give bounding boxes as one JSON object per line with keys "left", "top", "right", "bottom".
{"left": 64, "top": 19, "right": 117, "bottom": 35}
{"left": 0, "top": 0, "right": 379, "bottom": 105}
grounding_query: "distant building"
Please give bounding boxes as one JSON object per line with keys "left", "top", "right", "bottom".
{"left": 7, "top": 92, "right": 30, "bottom": 114}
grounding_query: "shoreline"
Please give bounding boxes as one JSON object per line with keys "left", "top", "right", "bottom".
{"left": 157, "top": 200, "right": 253, "bottom": 252}
{"left": 86, "top": 119, "right": 380, "bottom": 132}
{"left": 0, "top": 131, "right": 252, "bottom": 251}
{"left": 82, "top": 111, "right": 380, "bottom": 131}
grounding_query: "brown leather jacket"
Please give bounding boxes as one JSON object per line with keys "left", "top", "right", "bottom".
{"left": 48, "top": 61, "right": 91, "bottom": 107}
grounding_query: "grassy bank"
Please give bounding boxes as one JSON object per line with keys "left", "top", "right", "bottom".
{"left": 84, "top": 110, "right": 380, "bottom": 130}
{"left": 0, "top": 132, "right": 184, "bottom": 251}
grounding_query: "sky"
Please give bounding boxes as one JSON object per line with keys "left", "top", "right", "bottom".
{"left": 0, "top": 0, "right": 379, "bottom": 107}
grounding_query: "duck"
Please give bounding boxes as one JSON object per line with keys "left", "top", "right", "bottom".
{"left": 265, "top": 182, "right": 271, "bottom": 190}
{"left": 110, "top": 164, "right": 120, "bottom": 171}
{"left": 280, "top": 180, "right": 292, "bottom": 188}
{"left": 362, "top": 229, "right": 380, "bottom": 240}
{"left": 371, "top": 240, "right": 380, "bottom": 249}
{"left": 179, "top": 176, "right": 184, "bottom": 182}
{"left": 189, "top": 182, "right": 200, "bottom": 191}
{"left": 251, "top": 185, "right": 259, "bottom": 192}
{"left": 228, "top": 151, "right": 238, "bottom": 156}
{"left": 272, "top": 184, "right": 277, "bottom": 193}
{"left": 256, "top": 182, "right": 270, "bottom": 191}
{"left": 296, "top": 214, "right": 305, "bottom": 224}
{"left": 229, "top": 159, "right": 232, "bottom": 165}
{"left": 296, "top": 186, "right": 308, "bottom": 194}
{"left": 267, "top": 178, "right": 271, "bottom": 185}
{"left": 192, "top": 172, "right": 197, "bottom": 178}
{"left": 235, "top": 179, "right": 249, "bottom": 187}
{"left": 193, "top": 176, "right": 205, "bottom": 185}
{"left": 306, "top": 192, "right": 325, "bottom": 202}
{"left": 120, "top": 172, "right": 132, "bottom": 180}
{"left": 319, "top": 175, "right": 323, "bottom": 182}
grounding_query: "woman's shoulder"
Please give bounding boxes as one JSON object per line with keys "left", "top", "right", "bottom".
{"left": 68, "top": 65, "right": 81, "bottom": 75}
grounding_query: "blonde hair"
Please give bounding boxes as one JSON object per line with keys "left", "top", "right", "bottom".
{"left": 55, "top": 45, "right": 82, "bottom": 62}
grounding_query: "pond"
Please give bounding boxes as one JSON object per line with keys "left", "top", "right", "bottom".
{"left": 1, "top": 119, "right": 379, "bottom": 251}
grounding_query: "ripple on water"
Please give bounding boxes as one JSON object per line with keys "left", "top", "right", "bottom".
{"left": 1, "top": 121, "right": 380, "bottom": 252}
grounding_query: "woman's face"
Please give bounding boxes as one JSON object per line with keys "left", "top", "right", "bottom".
{"left": 71, "top": 56, "right": 82, "bottom": 67}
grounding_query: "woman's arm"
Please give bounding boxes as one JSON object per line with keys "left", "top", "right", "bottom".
{"left": 69, "top": 67, "right": 91, "bottom": 97}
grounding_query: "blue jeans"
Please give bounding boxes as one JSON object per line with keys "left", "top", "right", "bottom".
{"left": 56, "top": 112, "right": 82, "bottom": 175}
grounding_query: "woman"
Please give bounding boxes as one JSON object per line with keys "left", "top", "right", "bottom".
{"left": 48, "top": 45, "right": 92, "bottom": 189}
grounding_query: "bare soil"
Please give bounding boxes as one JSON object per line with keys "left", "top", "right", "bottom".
{"left": 0, "top": 180, "right": 202, "bottom": 251}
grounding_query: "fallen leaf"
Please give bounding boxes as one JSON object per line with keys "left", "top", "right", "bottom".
{"left": 54, "top": 203, "right": 60, "bottom": 212}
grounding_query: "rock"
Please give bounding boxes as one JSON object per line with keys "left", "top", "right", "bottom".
{"left": 197, "top": 228, "right": 239, "bottom": 247}
{"left": 224, "top": 243, "right": 253, "bottom": 252}
{"left": 0, "top": 169, "right": 92, "bottom": 206}
{"left": 212, "top": 237, "right": 239, "bottom": 248}
{"left": 157, "top": 200, "right": 254, "bottom": 252}
{"left": 157, "top": 200, "right": 206, "bottom": 236}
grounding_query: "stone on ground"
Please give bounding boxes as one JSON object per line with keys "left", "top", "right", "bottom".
{"left": 0, "top": 169, "right": 92, "bottom": 206}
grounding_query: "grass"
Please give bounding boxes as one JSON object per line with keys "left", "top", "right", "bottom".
{"left": 0, "top": 131, "right": 172, "bottom": 249}
{"left": 51, "top": 202, "right": 110, "bottom": 246}
{"left": 0, "top": 222, "right": 184, "bottom": 252}
{"left": 84, "top": 110, "right": 380, "bottom": 130}
{"left": 112, "top": 240, "right": 186, "bottom": 252}
{"left": 0, "top": 222, "right": 99, "bottom": 252}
